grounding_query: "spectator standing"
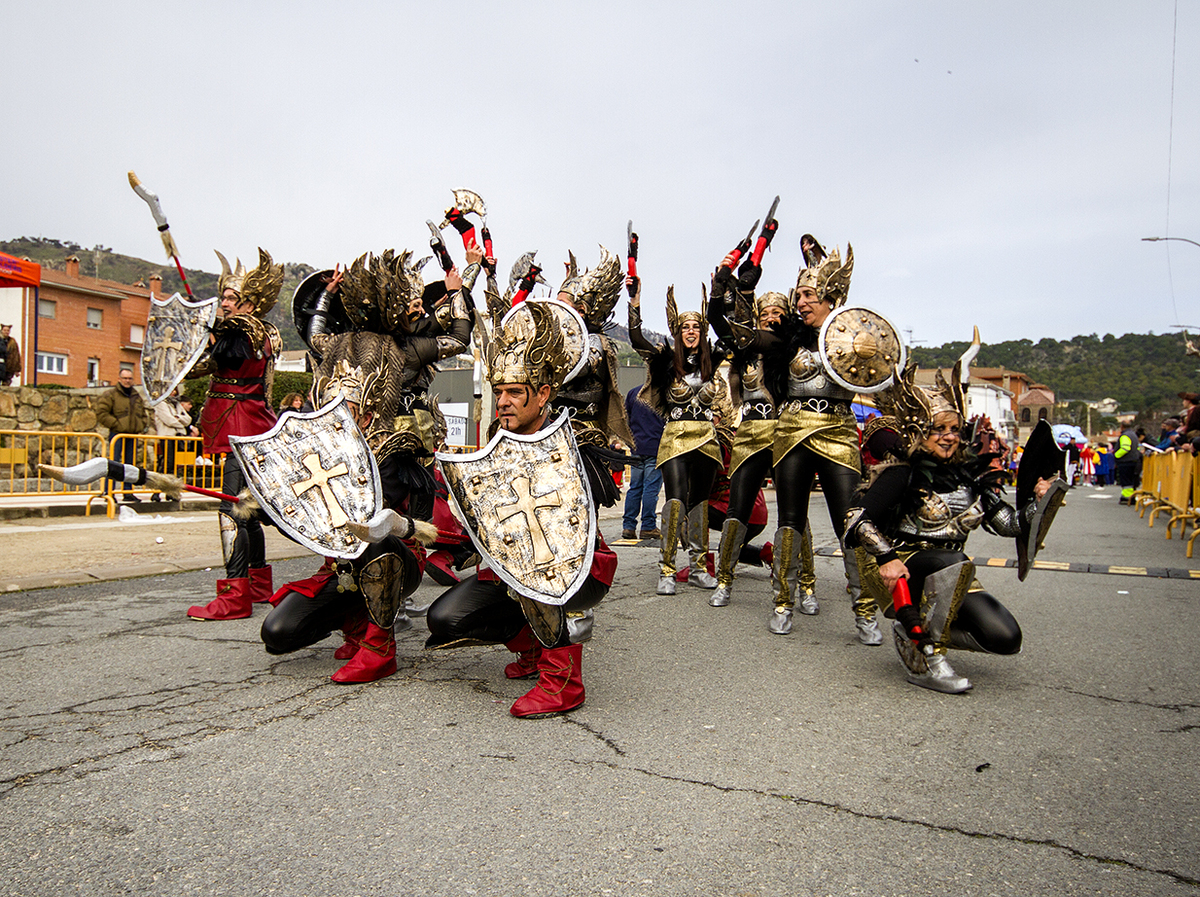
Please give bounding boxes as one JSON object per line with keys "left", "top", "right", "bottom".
{"left": 95, "top": 369, "right": 149, "bottom": 502}
{"left": 622, "top": 386, "right": 665, "bottom": 541}
{"left": 0, "top": 324, "right": 21, "bottom": 387}
{"left": 1179, "top": 393, "right": 1200, "bottom": 453}
{"left": 155, "top": 389, "right": 196, "bottom": 478}
{"left": 1114, "top": 425, "right": 1142, "bottom": 505}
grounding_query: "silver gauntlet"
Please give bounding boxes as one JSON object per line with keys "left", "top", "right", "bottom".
{"left": 844, "top": 508, "right": 894, "bottom": 556}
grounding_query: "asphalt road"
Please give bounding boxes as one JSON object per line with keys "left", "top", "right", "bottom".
{"left": 0, "top": 484, "right": 1197, "bottom": 896}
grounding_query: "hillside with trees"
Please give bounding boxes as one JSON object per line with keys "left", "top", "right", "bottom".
{"left": 911, "top": 332, "right": 1199, "bottom": 416}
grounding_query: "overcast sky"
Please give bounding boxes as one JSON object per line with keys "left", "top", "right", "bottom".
{"left": 3, "top": 1, "right": 1197, "bottom": 346}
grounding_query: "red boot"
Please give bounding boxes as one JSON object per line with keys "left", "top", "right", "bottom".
{"left": 425, "top": 550, "right": 460, "bottom": 586}
{"left": 760, "top": 542, "right": 773, "bottom": 566}
{"left": 504, "top": 626, "right": 541, "bottom": 679}
{"left": 331, "top": 622, "right": 397, "bottom": 683}
{"left": 187, "top": 578, "right": 252, "bottom": 621}
{"left": 248, "top": 566, "right": 274, "bottom": 603}
{"left": 335, "top": 608, "right": 369, "bottom": 660}
{"left": 510, "top": 644, "right": 585, "bottom": 718}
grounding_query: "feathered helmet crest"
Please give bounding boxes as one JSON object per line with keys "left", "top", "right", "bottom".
{"left": 339, "top": 249, "right": 426, "bottom": 335}
{"left": 665, "top": 284, "right": 707, "bottom": 336}
{"left": 557, "top": 245, "right": 623, "bottom": 330}
{"left": 793, "top": 244, "right": 854, "bottom": 310}
{"left": 215, "top": 248, "right": 284, "bottom": 317}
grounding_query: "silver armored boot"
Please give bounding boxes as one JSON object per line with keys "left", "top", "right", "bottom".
{"left": 686, "top": 502, "right": 717, "bottom": 589}
{"left": 657, "top": 498, "right": 685, "bottom": 595}
{"left": 710, "top": 517, "right": 747, "bottom": 607}
{"left": 892, "top": 622, "right": 971, "bottom": 693}
{"left": 768, "top": 526, "right": 802, "bottom": 634}
{"left": 797, "top": 524, "right": 818, "bottom": 614}
{"left": 850, "top": 547, "right": 882, "bottom": 645}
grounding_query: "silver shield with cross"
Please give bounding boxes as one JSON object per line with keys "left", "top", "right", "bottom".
{"left": 229, "top": 397, "right": 382, "bottom": 560}
{"left": 141, "top": 292, "right": 219, "bottom": 406}
{"left": 435, "top": 410, "right": 595, "bottom": 606}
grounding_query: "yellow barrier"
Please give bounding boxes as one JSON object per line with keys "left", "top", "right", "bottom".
{"left": 102, "top": 433, "right": 225, "bottom": 517}
{"left": 0, "top": 429, "right": 109, "bottom": 512}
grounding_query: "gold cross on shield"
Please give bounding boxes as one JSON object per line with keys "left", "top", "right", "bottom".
{"left": 291, "top": 452, "right": 350, "bottom": 528}
{"left": 496, "top": 475, "right": 561, "bottom": 565}
{"left": 153, "top": 325, "right": 185, "bottom": 381}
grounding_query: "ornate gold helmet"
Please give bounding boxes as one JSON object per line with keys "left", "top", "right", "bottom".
{"left": 486, "top": 300, "right": 570, "bottom": 396}
{"left": 215, "top": 248, "right": 284, "bottom": 317}
{"left": 755, "top": 291, "right": 789, "bottom": 320}
{"left": 557, "top": 246, "right": 623, "bottom": 329}
{"left": 665, "top": 284, "right": 707, "bottom": 336}
{"left": 875, "top": 327, "right": 980, "bottom": 454}
{"left": 313, "top": 358, "right": 378, "bottom": 411}
{"left": 793, "top": 244, "right": 854, "bottom": 310}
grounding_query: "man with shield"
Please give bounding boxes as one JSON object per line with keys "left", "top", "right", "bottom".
{"left": 184, "top": 249, "right": 284, "bottom": 620}
{"left": 255, "top": 362, "right": 437, "bottom": 683}
{"left": 427, "top": 302, "right": 618, "bottom": 718}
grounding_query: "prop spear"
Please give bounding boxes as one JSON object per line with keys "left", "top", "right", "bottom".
{"left": 40, "top": 459, "right": 245, "bottom": 507}
{"left": 127, "top": 171, "right": 194, "bottom": 298}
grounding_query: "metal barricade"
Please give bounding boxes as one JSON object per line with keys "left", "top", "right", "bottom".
{"left": 103, "top": 433, "right": 225, "bottom": 517}
{"left": 0, "top": 429, "right": 110, "bottom": 513}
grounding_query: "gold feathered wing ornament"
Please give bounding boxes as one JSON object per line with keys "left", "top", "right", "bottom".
{"left": 239, "top": 248, "right": 284, "bottom": 317}
{"left": 576, "top": 245, "right": 623, "bottom": 332}
{"left": 665, "top": 284, "right": 679, "bottom": 335}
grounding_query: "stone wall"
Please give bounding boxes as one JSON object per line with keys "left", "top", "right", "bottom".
{"left": 0, "top": 386, "right": 102, "bottom": 433}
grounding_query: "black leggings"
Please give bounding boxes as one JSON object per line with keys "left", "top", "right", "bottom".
{"left": 261, "top": 537, "right": 421, "bottom": 654}
{"left": 426, "top": 573, "right": 609, "bottom": 649}
{"left": 660, "top": 452, "right": 718, "bottom": 512}
{"left": 220, "top": 458, "right": 264, "bottom": 578}
{"left": 905, "top": 549, "right": 1022, "bottom": 655}
{"left": 773, "top": 444, "right": 861, "bottom": 534}
{"left": 726, "top": 447, "right": 773, "bottom": 526}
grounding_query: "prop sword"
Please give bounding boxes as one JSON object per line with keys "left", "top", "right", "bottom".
{"left": 626, "top": 220, "right": 639, "bottom": 298}
{"left": 722, "top": 219, "right": 760, "bottom": 270}
{"left": 749, "top": 195, "right": 780, "bottom": 267}
{"left": 427, "top": 220, "right": 455, "bottom": 273}
{"left": 127, "top": 171, "right": 194, "bottom": 298}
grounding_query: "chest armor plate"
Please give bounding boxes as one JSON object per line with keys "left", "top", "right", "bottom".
{"left": 898, "top": 484, "right": 984, "bottom": 542}
{"left": 787, "top": 347, "right": 854, "bottom": 401}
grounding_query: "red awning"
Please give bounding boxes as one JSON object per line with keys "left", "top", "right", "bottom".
{"left": 0, "top": 252, "right": 41, "bottom": 288}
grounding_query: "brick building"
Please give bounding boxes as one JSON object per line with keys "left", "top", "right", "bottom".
{"left": 23, "top": 256, "right": 156, "bottom": 388}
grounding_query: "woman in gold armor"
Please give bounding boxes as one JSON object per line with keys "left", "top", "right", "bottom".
{"left": 627, "top": 276, "right": 731, "bottom": 596}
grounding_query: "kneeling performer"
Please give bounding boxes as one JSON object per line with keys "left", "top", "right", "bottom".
{"left": 426, "top": 302, "right": 618, "bottom": 718}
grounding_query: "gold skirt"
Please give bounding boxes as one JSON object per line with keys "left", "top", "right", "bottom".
{"left": 729, "top": 418, "right": 776, "bottom": 477}
{"left": 772, "top": 406, "right": 861, "bottom": 472}
{"left": 657, "top": 420, "right": 721, "bottom": 467}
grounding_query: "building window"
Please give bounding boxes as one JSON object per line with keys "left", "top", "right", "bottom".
{"left": 130, "top": 324, "right": 144, "bottom": 345}
{"left": 1021, "top": 407, "right": 1031, "bottom": 423}
{"left": 87, "top": 358, "right": 100, "bottom": 385}
{"left": 87, "top": 308, "right": 103, "bottom": 329}
{"left": 35, "top": 352, "right": 68, "bottom": 376}
{"left": 38, "top": 299, "right": 56, "bottom": 319}
{"left": 1038, "top": 408, "right": 1048, "bottom": 421}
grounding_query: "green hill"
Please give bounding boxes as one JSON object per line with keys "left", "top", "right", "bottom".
{"left": 2, "top": 237, "right": 313, "bottom": 352}
{"left": 911, "top": 332, "right": 1199, "bottom": 416}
